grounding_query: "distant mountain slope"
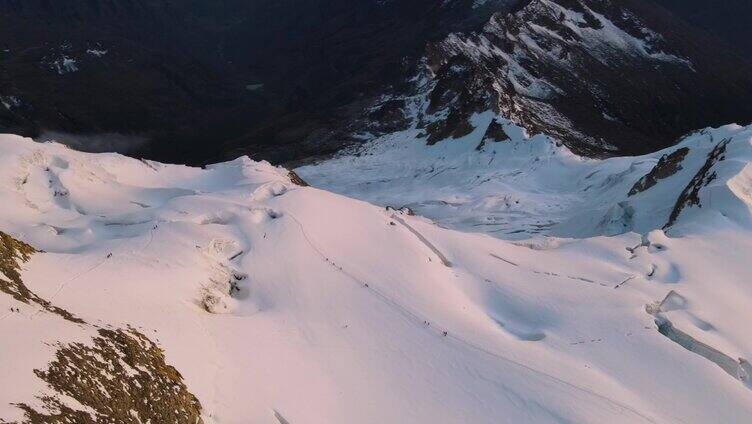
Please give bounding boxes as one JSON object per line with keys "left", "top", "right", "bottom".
{"left": 0, "top": 0, "right": 514, "bottom": 165}
{"left": 1, "top": 0, "right": 752, "bottom": 164}
{"left": 375, "top": 0, "right": 752, "bottom": 157}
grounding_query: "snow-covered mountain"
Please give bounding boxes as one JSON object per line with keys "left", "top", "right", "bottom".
{"left": 299, "top": 116, "right": 752, "bottom": 240}
{"left": 1, "top": 1, "right": 752, "bottom": 422}
{"left": 2, "top": 123, "right": 752, "bottom": 422}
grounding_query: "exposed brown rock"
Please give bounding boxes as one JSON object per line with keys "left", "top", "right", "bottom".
{"left": 287, "top": 170, "right": 310, "bottom": 187}
{"left": 477, "top": 120, "right": 510, "bottom": 150}
{"left": 15, "top": 328, "right": 203, "bottom": 424}
{"left": 629, "top": 147, "right": 689, "bottom": 196}
{"left": 0, "top": 231, "right": 83, "bottom": 324}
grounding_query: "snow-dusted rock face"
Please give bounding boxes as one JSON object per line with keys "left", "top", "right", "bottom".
{"left": 1, "top": 132, "right": 752, "bottom": 423}
{"left": 381, "top": 0, "right": 752, "bottom": 157}
{"left": 1, "top": 0, "right": 751, "bottom": 165}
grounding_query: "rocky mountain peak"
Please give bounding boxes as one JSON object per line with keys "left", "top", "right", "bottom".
{"left": 394, "top": 0, "right": 752, "bottom": 156}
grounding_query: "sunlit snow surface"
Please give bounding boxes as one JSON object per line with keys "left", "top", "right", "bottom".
{"left": 1, "top": 125, "right": 751, "bottom": 423}
{"left": 298, "top": 114, "right": 752, "bottom": 240}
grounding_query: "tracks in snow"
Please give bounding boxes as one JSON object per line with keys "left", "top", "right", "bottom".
{"left": 285, "top": 212, "right": 658, "bottom": 423}
{"left": 489, "top": 252, "right": 634, "bottom": 289}
{"left": 390, "top": 215, "right": 452, "bottom": 267}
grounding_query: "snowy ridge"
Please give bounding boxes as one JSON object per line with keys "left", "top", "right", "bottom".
{"left": 300, "top": 117, "right": 752, "bottom": 239}
{"left": 1, "top": 133, "right": 752, "bottom": 422}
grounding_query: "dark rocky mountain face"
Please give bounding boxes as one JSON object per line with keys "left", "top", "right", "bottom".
{"left": 0, "top": 0, "right": 515, "bottom": 164}
{"left": 395, "top": 0, "right": 752, "bottom": 157}
{"left": 1, "top": 0, "right": 751, "bottom": 164}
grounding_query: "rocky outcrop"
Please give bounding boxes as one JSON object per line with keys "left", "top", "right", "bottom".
{"left": 476, "top": 119, "right": 510, "bottom": 150}
{"left": 15, "top": 328, "right": 204, "bottom": 424}
{"left": 0, "top": 232, "right": 83, "bottom": 323}
{"left": 665, "top": 138, "right": 729, "bottom": 228}
{"left": 629, "top": 147, "right": 689, "bottom": 196}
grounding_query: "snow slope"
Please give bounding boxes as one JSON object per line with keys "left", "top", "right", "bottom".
{"left": 1, "top": 132, "right": 752, "bottom": 423}
{"left": 299, "top": 115, "right": 752, "bottom": 239}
